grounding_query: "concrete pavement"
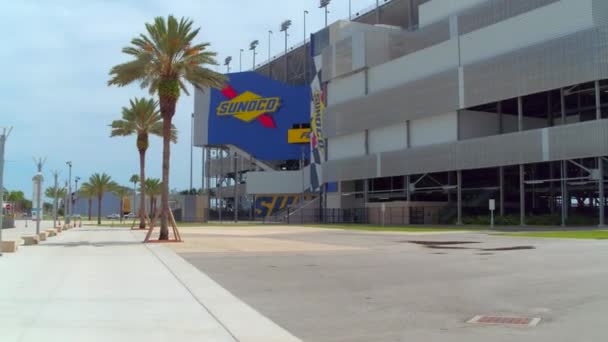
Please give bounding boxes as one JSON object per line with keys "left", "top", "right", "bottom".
{"left": 0, "top": 226, "right": 300, "bottom": 342}
{"left": 175, "top": 225, "right": 608, "bottom": 342}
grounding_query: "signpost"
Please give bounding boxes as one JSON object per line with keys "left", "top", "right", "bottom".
{"left": 489, "top": 199, "right": 496, "bottom": 229}
{"left": 0, "top": 127, "right": 12, "bottom": 257}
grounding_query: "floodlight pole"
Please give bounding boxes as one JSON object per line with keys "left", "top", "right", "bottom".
{"left": 65, "top": 161, "right": 72, "bottom": 225}
{"left": 239, "top": 49, "right": 244, "bottom": 72}
{"left": 304, "top": 10, "right": 309, "bottom": 83}
{"left": 52, "top": 171, "right": 59, "bottom": 228}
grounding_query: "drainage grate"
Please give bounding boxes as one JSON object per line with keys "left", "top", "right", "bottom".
{"left": 468, "top": 315, "right": 541, "bottom": 327}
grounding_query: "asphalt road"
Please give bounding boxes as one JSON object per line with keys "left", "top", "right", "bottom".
{"left": 176, "top": 227, "right": 608, "bottom": 342}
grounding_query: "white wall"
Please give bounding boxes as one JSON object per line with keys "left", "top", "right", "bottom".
{"left": 459, "top": 110, "right": 554, "bottom": 138}
{"left": 419, "top": 0, "right": 489, "bottom": 27}
{"left": 460, "top": 0, "right": 594, "bottom": 65}
{"left": 369, "top": 123, "right": 408, "bottom": 154}
{"left": 368, "top": 39, "right": 459, "bottom": 94}
{"left": 459, "top": 110, "right": 500, "bottom": 139}
{"left": 327, "top": 71, "right": 366, "bottom": 106}
{"left": 410, "top": 112, "right": 458, "bottom": 147}
{"left": 328, "top": 132, "right": 366, "bottom": 160}
{"left": 246, "top": 170, "right": 307, "bottom": 195}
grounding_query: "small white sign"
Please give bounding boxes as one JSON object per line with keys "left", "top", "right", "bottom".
{"left": 489, "top": 199, "right": 496, "bottom": 211}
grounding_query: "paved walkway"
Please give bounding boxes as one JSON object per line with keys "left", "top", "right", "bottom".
{"left": 0, "top": 226, "right": 299, "bottom": 342}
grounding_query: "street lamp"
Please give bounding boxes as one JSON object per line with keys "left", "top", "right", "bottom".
{"left": 65, "top": 161, "right": 72, "bottom": 225}
{"left": 304, "top": 10, "right": 309, "bottom": 82}
{"left": 224, "top": 56, "right": 232, "bottom": 73}
{"left": 239, "top": 48, "right": 244, "bottom": 72}
{"left": 280, "top": 20, "right": 292, "bottom": 82}
{"left": 268, "top": 30, "right": 273, "bottom": 77}
{"left": 250, "top": 40, "right": 259, "bottom": 69}
{"left": 319, "top": 0, "right": 331, "bottom": 27}
{"left": 74, "top": 176, "right": 80, "bottom": 210}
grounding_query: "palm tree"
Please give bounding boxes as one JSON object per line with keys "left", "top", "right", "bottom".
{"left": 87, "top": 173, "right": 116, "bottom": 225}
{"left": 45, "top": 186, "right": 67, "bottom": 224}
{"left": 109, "top": 15, "right": 226, "bottom": 240}
{"left": 112, "top": 186, "right": 131, "bottom": 223}
{"left": 144, "top": 178, "right": 162, "bottom": 218}
{"left": 45, "top": 186, "right": 66, "bottom": 202}
{"left": 79, "top": 183, "right": 95, "bottom": 221}
{"left": 110, "top": 99, "right": 176, "bottom": 229}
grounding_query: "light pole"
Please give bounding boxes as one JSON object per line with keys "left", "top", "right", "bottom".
{"left": 250, "top": 40, "right": 259, "bottom": 70}
{"left": 224, "top": 56, "right": 232, "bottom": 73}
{"left": 239, "top": 48, "right": 244, "bottom": 72}
{"left": 52, "top": 170, "right": 59, "bottom": 228}
{"left": 320, "top": 0, "right": 331, "bottom": 27}
{"left": 304, "top": 10, "right": 309, "bottom": 82}
{"left": 33, "top": 158, "right": 46, "bottom": 235}
{"left": 65, "top": 161, "right": 72, "bottom": 225}
{"left": 280, "top": 20, "right": 292, "bottom": 83}
{"left": 74, "top": 176, "right": 80, "bottom": 216}
{"left": 349, "top": 0, "right": 352, "bottom": 20}
{"left": 190, "top": 112, "right": 194, "bottom": 192}
{"left": 268, "top": 30, "right": 273, "bottom": 77}
{"left": 0, "top": 127, "right": 12, "bottom": 257}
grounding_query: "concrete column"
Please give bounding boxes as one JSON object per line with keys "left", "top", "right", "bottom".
{"left": 499, "top": 167, "right": 504, "bottom": 216}
{"left": 518, "top": 96, "right": 523, "bottom": 131}
{"left": 406, "top": 175, "right": 411, "bottom": 202}
{"left": 518, "top": 97, "right": 525, "bottom": 226}
{"left": 561, "top": 161, "right": 568, "bottom": 226}
{"left": 599, "top": 158, "right": 605, "bottom": 227}
{"left": 560, "top": 88, "right": 568, "bottom": 226}
{"left": 520, "top": 164, "right": 526, "bottom": 226}
{"left": 233, "top": 152, "right": 238, "bottom": 223}
{"left": 497, "top": 101, "right": 503, "bottom": 134}
{"left": 457, "top": 170, "right": 462, "bottom": 225}
{"left": 596, "top": 81, "right": 604, "bottom": 226}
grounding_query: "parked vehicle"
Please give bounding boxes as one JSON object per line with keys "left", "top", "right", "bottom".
{"left": 106, "top": 213, "right": 120, "bottom": 220}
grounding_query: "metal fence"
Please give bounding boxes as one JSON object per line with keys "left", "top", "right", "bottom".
{"left": 262, "top": 206, "right": 449, "bottom": 225}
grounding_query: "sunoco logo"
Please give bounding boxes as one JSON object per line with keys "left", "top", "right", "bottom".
{"left": 217, "top": 91, "right": 280, "bottom": 123}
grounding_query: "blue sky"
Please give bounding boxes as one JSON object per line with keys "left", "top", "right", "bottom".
{"left": 0, "top": 0, "right": 379, "bottom": 196}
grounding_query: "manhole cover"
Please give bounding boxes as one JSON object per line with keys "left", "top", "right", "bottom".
{"left": 468, "top": 315, "right": 541, "bottom": 327}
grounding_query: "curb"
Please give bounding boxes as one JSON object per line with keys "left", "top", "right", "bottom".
{"left": 145, "top": 241, "right": 301, "bottom": 342}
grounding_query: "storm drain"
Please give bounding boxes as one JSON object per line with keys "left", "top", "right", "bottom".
{"left": 468, "top": 315, "right": 541, "bottom": 327}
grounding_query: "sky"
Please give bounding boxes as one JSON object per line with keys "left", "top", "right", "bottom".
{"left": 0, "top": 0, "right": 381, "bottom": 197}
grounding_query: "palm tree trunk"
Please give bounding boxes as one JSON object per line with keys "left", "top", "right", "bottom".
{"left": 139, "top": 150, "right": 147, "bottom": 229}
{"left": 150, "top": 196, "right": 154, "bottom": 219}
{"left": 119, "top": 198, "right": 123, "bottom": 223}
{"left": 97, "top": 195, "right": 102, "bottom": 225}
{"left": 88, "top": 198, "right": 92, "bottom": 221}
{"left": 159, "top": 96, "right": 176, "bottom": 240}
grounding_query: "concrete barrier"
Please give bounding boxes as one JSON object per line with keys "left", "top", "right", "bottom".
{"left": 46, "top": 229, "right": 57, "bottom": 237}
{"left": 56, "top": 226, "right": 63, "bottom": 233}
{"left": 38, "top": 232, "right": 48, "bottom": 241}
{"left": 22, "top": 235, "right": 40, "bottom": 245}
{"left": 1, "top": 240, "right": 21, "bottom": 253}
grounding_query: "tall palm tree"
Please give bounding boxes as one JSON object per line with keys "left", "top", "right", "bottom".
{"left": 87, "top": 173, "right": 116, "bottom": 225}
{"left": 79, "top": 183, "right": 95, "bottom": 221}
{"left": 109, "top": 15, "right": 226, "bottom": 240}
{"left": 112, "top": 185, "right": 131, "bottom": 223}
{"left": 144, "top": 178, "right": 162, "bottom": 217}
{"left": 45, "top": 186, "right": 66, "bottom": 223}
{"left": 129, "top": 174, "right": 139, "bottom": 222}
{"left": 110, "top": 99, "right": 176, "bottom": 229}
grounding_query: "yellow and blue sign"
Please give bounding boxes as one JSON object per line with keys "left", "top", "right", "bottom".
{"left": 217, "top": 92, "right": 280, "bottom": 122}
{"left": 208, "top": 72, "right": 311, "bottom": 161}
